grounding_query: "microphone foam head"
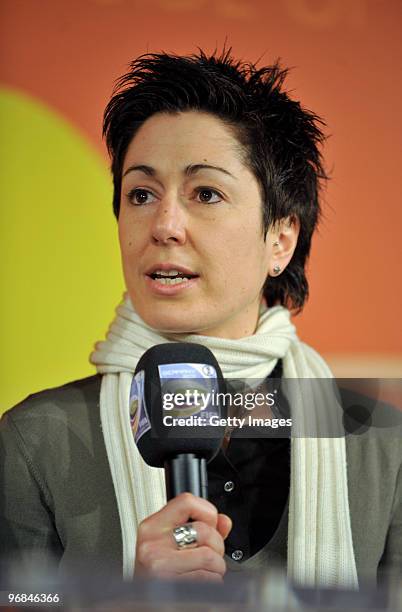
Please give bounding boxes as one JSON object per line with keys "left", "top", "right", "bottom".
{"left": 131, "top": 343, "right": 227, "bottom": 467}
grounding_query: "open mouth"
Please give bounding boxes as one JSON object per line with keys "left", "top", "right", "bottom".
{"left": 147, "top": 269, "right": 199, "bottom": 286}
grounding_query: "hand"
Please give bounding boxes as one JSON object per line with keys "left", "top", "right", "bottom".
{"left": 134, "top": 492, "right": 232, "bottom": 582}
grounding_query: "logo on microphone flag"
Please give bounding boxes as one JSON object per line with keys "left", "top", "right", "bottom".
{"left": 129, "top": 369, "right": 151, "bottom": 443}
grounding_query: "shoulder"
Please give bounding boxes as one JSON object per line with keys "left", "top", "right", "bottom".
{"left": 3, "top": 374, "right": 102, "bottom": 417}
{"left": 335, "top": 380, "right": 402, "bottom": 464}
{"left": 0, "top": 374, "right": 102, "bottom": 452}
{"left": 2, "top": 374, "right": 101, "bottom": 420}
{"left": 342, "top": 384, "right": 402, "bottom": 481}
{"left": 285, "top": 341, "right": 402, "bottom": 476}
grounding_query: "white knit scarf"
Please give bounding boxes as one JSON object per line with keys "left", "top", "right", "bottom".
{"left": 90, "top": 294, "right": 358, "bottom": 588}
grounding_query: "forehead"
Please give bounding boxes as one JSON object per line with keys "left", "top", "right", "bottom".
{"left": 123, "top": 110, "right": 245, "bottom": 170}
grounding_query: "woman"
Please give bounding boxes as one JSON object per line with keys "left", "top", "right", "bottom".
{"left": 1, "top": 49, "right": 401, "bottom": 589}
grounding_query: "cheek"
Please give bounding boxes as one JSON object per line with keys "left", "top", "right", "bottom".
{"left": 204, "top": 222, "right": 265, "bottom": 279}
{"left": 118, "top": 215, "right": 140, "bottom": 254}
{"left": 118, "top": 216, "right": 128, "bottom": 248}
{"left": 231, "top": 223, "right": 266, "bottom": 260}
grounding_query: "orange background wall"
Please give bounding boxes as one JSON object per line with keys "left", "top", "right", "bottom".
{"left": 1, "top": 0, "right": 401, "bottom": 410}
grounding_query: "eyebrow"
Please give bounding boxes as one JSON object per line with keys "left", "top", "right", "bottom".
{"left": 122, "top": 163, "right": 237, "bottom": 180}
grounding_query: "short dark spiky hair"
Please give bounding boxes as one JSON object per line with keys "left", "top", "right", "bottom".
{"left": 103, "top": 48, "right": 328, "bottom": 311}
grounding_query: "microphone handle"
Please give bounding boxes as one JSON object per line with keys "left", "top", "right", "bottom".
{"left": 164, "top": 454, "right": 208, "bottom": 500}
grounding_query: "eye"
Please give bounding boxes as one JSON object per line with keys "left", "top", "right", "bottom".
{"left": 127, "top": 188, "right": 157, "bottom": 206}
{"left": 195, "top": 187, "right": 223, "bottom": 204}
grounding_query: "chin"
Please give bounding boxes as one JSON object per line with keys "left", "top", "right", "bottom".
{"left": 136, "top": 307, "right": 199, "bottom": 335}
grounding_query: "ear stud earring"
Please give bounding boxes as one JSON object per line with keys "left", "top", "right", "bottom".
{"left": 273, "top": 264, "right": 281, "bottom": 274}
{"left": 273, "top": 241, "right": 279, "bottom": 247}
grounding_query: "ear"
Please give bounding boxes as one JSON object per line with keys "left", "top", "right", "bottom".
{"left": 268, "top": 216, "right": 300, "bottom": 277}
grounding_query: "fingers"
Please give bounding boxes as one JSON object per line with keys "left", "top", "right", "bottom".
{"left": 136, "top": 520, "right": 226, "bottom": 566}
{"left": 171, "top": 520, "right": 225, "bottom": 556}
{"left": 138, "top": 493, "right": 219, "bottom": 542}
{"left": 217, "top": 513, "right": 232, "bottom": 540}
{"left": 135, "top": 493, "right": 232, "bottom": 582}
{"left": 146, "top": 546, "right": 226, "bottom": 576}
{"left": 175, "top": 570, "right": 223, "bottom": 583}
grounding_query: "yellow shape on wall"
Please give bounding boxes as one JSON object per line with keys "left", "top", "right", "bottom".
{"left": 0, "top": 88, "right": 124, "bottom": 413}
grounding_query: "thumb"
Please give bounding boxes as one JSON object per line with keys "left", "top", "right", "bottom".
{"left": 217, "top": 513, "right": 232, "bottom": 540}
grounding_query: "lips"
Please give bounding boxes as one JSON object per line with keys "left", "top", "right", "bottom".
{"left": 145, "top": 263, "right": 199, "bottom": 278}
{"left": 144, "top": 264, "right": 200, "bottom": 296}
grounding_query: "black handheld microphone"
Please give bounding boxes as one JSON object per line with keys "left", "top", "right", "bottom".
{"left": 130, "top": 343, "right": 226, "bottom": 500}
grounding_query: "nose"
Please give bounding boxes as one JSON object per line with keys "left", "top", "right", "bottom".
{"left": 150, "top": 194, "right": 186, "bottom": 246}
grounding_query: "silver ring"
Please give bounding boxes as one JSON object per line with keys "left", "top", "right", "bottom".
{"left": 172, "top": 523, "right": 198, "bottom": 549}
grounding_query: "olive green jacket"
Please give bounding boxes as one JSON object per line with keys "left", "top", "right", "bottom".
{"left": 1, "top": 375, "right": 401, "bottom": 585}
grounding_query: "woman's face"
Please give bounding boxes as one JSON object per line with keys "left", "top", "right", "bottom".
{"left": 118, "top": 110, "right": 276, "bottom": 339}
